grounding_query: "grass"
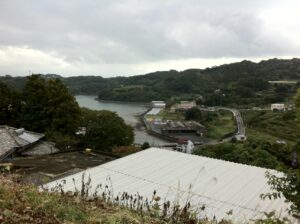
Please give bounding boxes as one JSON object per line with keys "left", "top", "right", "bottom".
{"left": 146, "top": 109, "right": 185, "bottom": 121}
{"left": 0, "top": 174, "right": 291, "bottom": 224}
{"left": 0, "top": 174, "right": 163, "bottom": 224}
{"left": 205, "top": 110, "right": 236, "bottom": 139}
{"left": 241, "top": 110, "right": 300, "bottom": 144}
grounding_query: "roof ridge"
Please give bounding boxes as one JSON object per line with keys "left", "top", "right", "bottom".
{"left": 4, "top": 126, "right": 21, "bottom": 148}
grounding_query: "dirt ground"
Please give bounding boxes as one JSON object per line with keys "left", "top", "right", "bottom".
{"left": 5, "top": 151, "right": 116, "bottom": 185}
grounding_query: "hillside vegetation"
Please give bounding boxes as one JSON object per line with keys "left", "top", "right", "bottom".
{"left": 1, "top": 58, "right": 300, "bottom": 106}
{"left": 241, "top": 110, "right": 300, "bottom": 144}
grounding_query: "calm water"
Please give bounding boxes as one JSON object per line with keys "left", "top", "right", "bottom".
{"left": 75, "top": 95, "right": 169, "bottom": 145}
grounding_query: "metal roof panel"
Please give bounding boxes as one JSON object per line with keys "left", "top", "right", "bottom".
{"left": 43, "top": 148, "right": 293, "bottom": 222}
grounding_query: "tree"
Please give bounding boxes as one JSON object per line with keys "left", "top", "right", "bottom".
{"left": 45, "top": 78, "right": 81, "bottom": 135}
{"left": 263, "top": 169, "right": 300, "bottom": 219}
{"left": 141, "top": 142, "right": 150, "bottom": 150}
{"left": 0, "top": 82, "right": 21, "bottom": 126}
{"left": 261, "top": 90, "right": 300, "bottom": 218}
{"left": 22, "top": 75, "right": 81, "bottom": 135}
{"left": 185, "top": 107, "right": 203, "bottom": 122}
{"left": 81, "top": 108, "right": 134, "bottom": 151}
{"left": 22, "top": 75, "right": 49, "bottom": 132}
{"left": 295, "top": 89, "right": 300, "bottom": 121}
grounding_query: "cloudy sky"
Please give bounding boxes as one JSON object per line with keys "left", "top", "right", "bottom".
{"left": 0, "top": 0, "right": 299, "bottom": 77}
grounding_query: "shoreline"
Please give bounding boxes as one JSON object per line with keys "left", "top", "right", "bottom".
{"left": 96, "top": 99, "right": 150, "bottom": 106}
{"left": 75, "top": 94, "right": 150, "bottom": 105}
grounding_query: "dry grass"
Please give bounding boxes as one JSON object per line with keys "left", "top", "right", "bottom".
{"left": 0, "top": 174, "right": 164, "bottom": 223}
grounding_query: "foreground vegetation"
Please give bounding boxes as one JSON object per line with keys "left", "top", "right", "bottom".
{"left": 0, "top": 175, "right": 163, "bottom": 223}
{"left": 0, "top": 174, "right": 293, "bottom": 224}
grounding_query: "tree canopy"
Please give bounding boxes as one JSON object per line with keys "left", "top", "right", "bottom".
{"left": 0, "top": 82, "right": 21, "bottom": 126}
{"left": 1, "top": 58, "right": 300, "bottom": 106}
{"left": 80, "top": 108, "right": 134, "bottom": 151}
{"left": 22, "top": 75, "right": 81, "bottom": 135}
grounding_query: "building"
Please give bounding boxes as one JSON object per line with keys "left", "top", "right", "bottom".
{"left": 170, "top": 101, "right": 196, "bottom": 112}
{"left": 271, "top": 103, "right": 285, "bottom": 111}
{"left": 146, "top": 108, "right": 161, "bottom": 116}
{"left": 0, "top": 126, "right": 59, "bottom": 161}
{"left": 44, "top": 148, "right": 292, "bottom": 222}
{"left": 161, "top": 120, "right": 206, "bottom": 136}
{"left": 235, "top": 134, "right": 247, "bottom": 141}
{"left": 151, "top": 101, "right": 166, "bottom": 108}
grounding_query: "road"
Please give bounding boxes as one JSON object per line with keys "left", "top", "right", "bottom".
{"left": 198, "top": 106, "right": 246, "bottom": 139}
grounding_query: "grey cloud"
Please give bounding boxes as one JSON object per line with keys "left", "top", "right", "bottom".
{"left": 0, "top": 0, "right": 299, "bottom": 75}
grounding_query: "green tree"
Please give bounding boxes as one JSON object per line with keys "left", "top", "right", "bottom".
{"left": 22, "top": 75, "right": 48, "bottom": 132}
{"left": 295, "top": 89, "right": 300, "bottom": 121}
{"left": 0, "top": 82, "right": 21, "bottom": 126}
{"left": 141, "top": 142, "right": 150, "bottom": 150}
{"left": 45, "top": 78, "right": 81, "bottom": 135}
{"left": 81, "top": 108, "right": 134, "bottom": 151}
{"left": 261, "top": 90, "right": 300, "bottom": 218}
{"left": 22, "top": 75, "right": 81, "bottom": 136}
{"left": 185, "top": 107, "right": 203, "bottom": 122}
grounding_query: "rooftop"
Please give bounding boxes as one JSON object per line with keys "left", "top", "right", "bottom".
{"left": 0, "top": 127, "right": 18, "bottom": 160}
{"left": 44, "top": 148, "right": 291, "bottom": 222}
{"left": 0, "top": 126, "right": 48, "bottom": 160}
{"left": 162, "top": 120, "right": 205, "bottom": 131}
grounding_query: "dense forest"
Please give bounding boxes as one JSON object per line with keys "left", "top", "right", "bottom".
{"left": 0, "top": 75, "right": 134, "bottom": 151}
{"left": 1, "top": 58, "right": 300, "bottom": 106}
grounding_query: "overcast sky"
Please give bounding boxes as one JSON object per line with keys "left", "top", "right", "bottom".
{"left": 0, "top": 0, "right": 299, "bottom": 77}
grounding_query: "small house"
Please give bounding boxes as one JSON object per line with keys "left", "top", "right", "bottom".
{"left": 271, "top": 103, "right": 285, "bottom": 111}
{"left": 151, "top": 101, "right": 166, "bottom": 108}
{"left": 175, "top": 101, "right": 196, "bottom": 111}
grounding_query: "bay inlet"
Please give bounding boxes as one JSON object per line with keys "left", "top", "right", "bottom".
{"left": 75, "top": 95, "right": 169, "bottom": 145}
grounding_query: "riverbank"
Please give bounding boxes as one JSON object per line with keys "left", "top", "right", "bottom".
{"left": 96, "top": 98, "right": 150, "bottom": 106}
{"left": 75, "top": 95, "right": 170, "bottom": 146}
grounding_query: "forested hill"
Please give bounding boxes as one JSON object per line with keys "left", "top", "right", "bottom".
{"left": 1, "top": 58, "right": 300, "bottom": 106}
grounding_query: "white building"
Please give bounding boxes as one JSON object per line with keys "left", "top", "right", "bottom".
{"left": 151, "top": 101, "right": 166, "bottom": 108}
{"left": 173, "top": 101, "right": 196, "bottom": 112}
{"left": 235, "top": 134, "right": 247, "bottom": 141}
{"left": 271, "top": 103, "right": 285, "bottom": 111}
{"left": 170, "top": 101, "right": 196, "bottom": 113}
{"left": 44, "top": 148, "right": 292, "bottom": 222}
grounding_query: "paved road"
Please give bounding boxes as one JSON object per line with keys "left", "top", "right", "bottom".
{"left": 198, "top": 106, "right": 246, "bottom": 138}
{"left": 218, "top": 107, "right": 246, "bottom": 136}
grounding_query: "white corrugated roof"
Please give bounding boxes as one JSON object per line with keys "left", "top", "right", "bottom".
{"left": 43, "top": 148, "right": 292, "bottom": 222}
{"left": 147, "top": 108, "right": 162, "bottom": 115}
{"left": 18, "top": 132, "right": 41, "bottom": 144}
